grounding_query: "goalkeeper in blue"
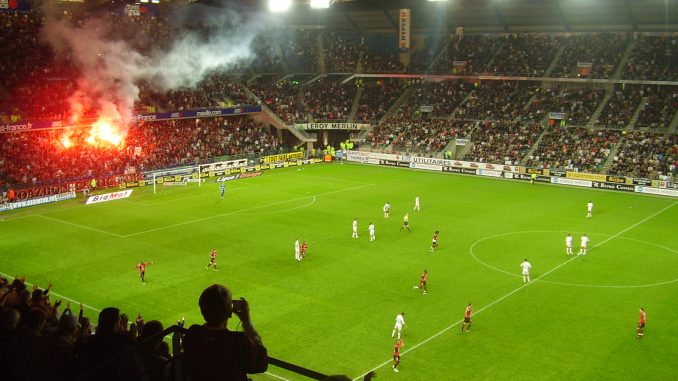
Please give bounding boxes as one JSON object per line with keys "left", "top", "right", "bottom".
{"left": 220, "top": 183, "right": 226, "bottom": 198}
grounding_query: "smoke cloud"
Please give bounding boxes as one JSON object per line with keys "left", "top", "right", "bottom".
{"left": 41, "top": 10, "right": 275, "bottom": 130}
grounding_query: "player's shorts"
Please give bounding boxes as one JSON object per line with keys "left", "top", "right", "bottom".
{"left": 581, "top": 244, "right": 588, "bottom": 249}
{"left": 393, "top": 355, "right": 400, "bottom": 364}
{"left": 403, "top": 222, "right": 409, "bottom": 226}
{"left": 638, "top": 322, "right": 645, "bottom": 328}
{"left": 394, "top": 324, "right": 403, "bottom": 330}
{"left": 522, "top": 270, "right": 530, "bottom": 275}
{"left": 464, "top": 317, "right": 471, "bottom": 324}
{"left": 566, "top": 243, "right": 572, "bottom": 248}
{"left": 210, "top": 258, "right": 216, "bottom": 264}
{"left": 432, "top": 240, "right": 438, "bottom": 245}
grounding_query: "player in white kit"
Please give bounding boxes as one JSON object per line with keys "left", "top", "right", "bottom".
{"left": 294, "top": 239, "right": 302, "bottom": 262}
{"left": 565, "top": 234, "right": 573, "bottom": 255}
{"left": 414, "top": 196, "right": 420, "bottom": 211}
{"left": 383, "top": 202, "right": 391, "bottom": 218}
{"left": 352, "top": 218, "right": 359, "bottom": 239}
{"left": 368, "top": 222, "right": 376, "bottom": 241}
{"left": 586, "top": 201, "right": 594, "bottom": 218}
{"left": 520, "top": 259, "right": 532, "bottom": 283}
{"left": 578, "top": 234, "right": 590, "bottom": 255}
{"left": 391, "top": 312, "right": 406, "bottom": 339}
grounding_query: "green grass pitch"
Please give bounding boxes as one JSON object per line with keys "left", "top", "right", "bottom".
{"left": 1, "top": 162, "right": 677, "bottom": 381}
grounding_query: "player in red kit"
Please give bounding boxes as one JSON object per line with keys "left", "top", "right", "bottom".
{"left": 637, "top": 308, "right": 646, "bottom": 338}
{"left": 413, "top": 270, "right": 428, "bottom": 294}
{"left": 430, "top": 230, "right": 439, "bottom": 253}
{"left": 461, "top": 303, "right": 472, "bottom": 333}
{"left": 300, "top": 241, "right": 308, "bottom": 259}
{"left": 392, "top": 338, "right": 404, "bottom": 372}
{"left": 134, "top": 261, "right": 154, "bottom": 284}
{"left": 206, "top": 249, "right": 218, "bottom": 271}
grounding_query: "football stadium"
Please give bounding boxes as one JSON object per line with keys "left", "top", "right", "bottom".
{"left": 0, "top": 0, "right": 677, "bottom": 380}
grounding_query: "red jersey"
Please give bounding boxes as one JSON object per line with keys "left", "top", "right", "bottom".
{"left": 420, "top": 272, "right": 428, "bottom": 283}
{"left": 210, "top": 250, "right": 218, "bottom": 260}
{"left": 301, "top": 242, "right": 307, "bottom": 253}
{"left": 433, "top": 232, "right": 439, "bottom": 241}
{"left": 393, "top": 340, "right": 404, "bottom": 356}
{"left": 639, "top": 311, "right": 646, "bottom": 324}
{"left": 137, "top": 263, "right": 146, "bottom": 273}
{"left": 465, "top": 306, "right": 472, "bottom": 319}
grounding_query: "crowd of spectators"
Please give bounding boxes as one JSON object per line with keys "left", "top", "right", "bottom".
{"left": 0, "top": 277, "right": 269, "bottom": 381}
{"left": 0, "top": 116, "right": 280, "bottom": 187}
{"left": 431, "top": 35, "right": 500, "bottom": 74}
{"left": 456, "top": 82, "right": 539, "bottom": 121}
{"left": 525, "top": 86, "right": 605, "bottom": 125}
{"left": 623, "top": 35, "right": 678, "bottom": 81}
{"left": 594, "top": 84, "right": 643, "bottom": 128}
{"left": 552, "top": 34, "right": 630, "bottom": 78}
{"left": 354, "top": 79, "right": 407, "bottom": 123}
{"left": 303, "top": 78, "right": 356, "bottom": 122}
{"left": 367, "top": 117, "right": 475, "bottom": 154}
{"left": 608, "top": 131, "right": 678, "bottom": 178}
{"left": 488, "top": 34, "right": 562, "bottom": 77}
{"left": 408, "top": 34, "right": 449, "bottom": 73}
{"left": 525, "top": 127, "right": 621, "bottom": 173}
{"left": 281, "top": 29, "right": 319, "bottom": 72}
{"left": 248, "top": 76, "right": 308, "bottom": 124}
{"left": 635, "top": 85, "right": 678, "bottom": 129}
{"left": 323, "top": 32, "right": 361, "bottom": 72}
{"left": 407, "top": 80, "right": 471, "bottom": 117}
{"left": 464, "top": 121, "right": 543, "bottom": 165}
{"left": 136, "top": 74, "right": 254, "bottom": 113}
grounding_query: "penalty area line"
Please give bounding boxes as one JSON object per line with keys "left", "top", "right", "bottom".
{"left": 351, "top": 201, "right": 677, "bottom": 381}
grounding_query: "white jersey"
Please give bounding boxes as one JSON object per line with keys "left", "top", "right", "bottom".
{"left": 369, "top": 224, "right": 375, "bottom": 234}
{"left": 520, "top": 261, "right": 532, "bottom": 274}
{"left": 295, "top": 240, "right": 300, "bottom": 253}
{"left": 353, "top": 220, "right": 358, "bottom": 232}
{"left": 383, "top": 203, "right": 390, "bottom": 213}
{"left": 394, "top": 314, "right": 405, "bottom": 328}
{"left": 587, "top": 202, "right": 593, "bottom": 212}
{"left": 565, "top": 236, "right": 573, "bottom": 248}
{"left": 581, "top": 236, "right": 590, "bottom": 247}
{"left": 415, "top": 197, "right": 420, "bottom": 206}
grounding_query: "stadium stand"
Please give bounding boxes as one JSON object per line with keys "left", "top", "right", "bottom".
{"left": 456, "top": 82, "right": 539, "bottom": 121}
{"left": 623, "top": 35, "right": 678, "bottom": 81}
{"left": 248, "top": 76, "right": 309, "bottom": 124}
{"left": 552, "top": 34, "right": 630, "bottom": 78}
{"left": 634, "top": 85, "right": 678, "bottom": 129}
{"left": 323, "top": 31, "right": 362, "bottom": 73}
{"left": 525, "top": 127, "right": 622, "bottom": 173}
{"left": 524, "top": 86, "right": 605, "bottom": 125}
{"left": 0, "top": 116, "right": 280, "bottom": 186}
{"left": 594, "top": 84, "right": 643, "bottom": 128}
{"left": 303, "top": 77, "right": 357, "bottom": 122}
{"left": 608, "top": 131, "right": 678, "bottom": 178}
{"left": 354, "top": 79, "right": 408, "bottom": 123}
{"left": 464, "top": 121, "right": 543, "bottom": 165}
{"left": 431, "top": 35, "right": 501, "bottom": 74}
{"left": 488, "top": 34, "right": 562, "bottom": 77}
{"left": 367, "top": 117, "right": 475, "bottom": 154}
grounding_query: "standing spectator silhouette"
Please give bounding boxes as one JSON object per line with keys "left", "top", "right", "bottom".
{"left": 183, "top": 284, "right": 268, "bottom": 381}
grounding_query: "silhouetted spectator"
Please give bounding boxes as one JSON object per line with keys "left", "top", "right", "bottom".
{"left": 183, "top": 284, "right": 268, "bottom": 381}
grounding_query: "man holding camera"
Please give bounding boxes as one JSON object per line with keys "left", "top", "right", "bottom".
{"left": 183, "top": 284, "right": 268, "bottom": 381}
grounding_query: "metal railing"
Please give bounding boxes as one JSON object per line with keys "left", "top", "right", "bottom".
{"left": 77, "top": 325, "right": 329, "bottom": 381}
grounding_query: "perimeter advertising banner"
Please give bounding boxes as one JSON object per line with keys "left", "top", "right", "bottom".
{"left": 295, "top": 123, "right": 370, "bottom": 130}
{"left": 262, "top": 152, "right": 304, "bottom": 163}
{"left": 398, "top": 9, "right": 410, "bottom": 52}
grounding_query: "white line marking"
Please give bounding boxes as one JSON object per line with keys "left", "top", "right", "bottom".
{"left": 264, "top": 371, "right": 292, "bottom": 381}
{"left": 36, "top": 214, "right": 124, "bottom": 237}
{"left": 0, "top": 271, "right": 102, "bottom": 313}
{"left": 352, "top": 201, "right": 677, "bottom": 380}
{"left": 125, "top": 183, "right": 374, "bottom": 237}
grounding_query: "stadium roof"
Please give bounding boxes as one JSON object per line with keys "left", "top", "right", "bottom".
{"left": 184, "top": 0, "right": 678, "bottom": 32}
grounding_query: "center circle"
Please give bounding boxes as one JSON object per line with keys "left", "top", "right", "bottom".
{"left": 469, "top": 231, "right": 678, "bottom": 288}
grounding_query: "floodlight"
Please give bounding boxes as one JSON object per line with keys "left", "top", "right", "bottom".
{"left": 311, "top": 0, "right": 331, "bottom": 8}
{"left": 269, "top": 0, "right": 292, "bottom": 12}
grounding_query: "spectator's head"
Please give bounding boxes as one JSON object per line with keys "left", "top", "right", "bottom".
{"left": 58, "top": 312, "right": 77, "bottom": 336}
{"left": 97, "top": 307, "right": 121, "bottom": 335}
{"left": 198, "top": 284, "right": 233, "bottom": 326}
{"left": 31, "top": 289, "right": 43, "bottom": 303}
{"left": 25, "top": 308, "right": 47, "bottom": 331}
{"left": 139, "top": 320, "right": 164, "bottom": 350}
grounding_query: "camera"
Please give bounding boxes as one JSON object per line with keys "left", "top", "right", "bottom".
{"left": 232, "top": 299, "right": 244, "bottom": 313}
